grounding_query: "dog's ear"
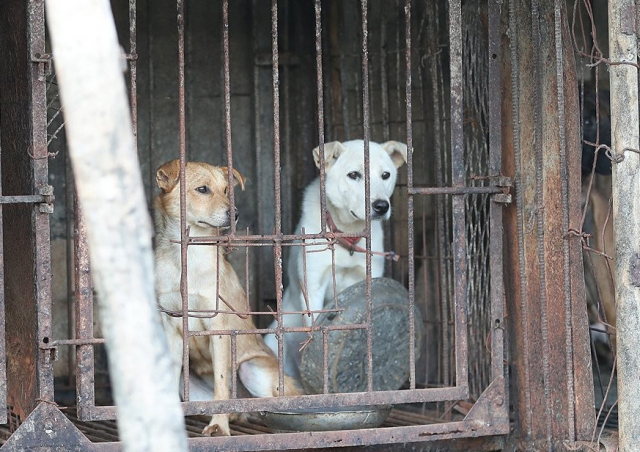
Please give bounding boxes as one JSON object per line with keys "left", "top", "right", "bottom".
{"left": 223, "top": 167, "right": 246, "bottom": 191}
{"left": 156, "top": 159, "right": 181, "bottom": 192}
{"left": 381, "top": 141, "right": 408, "bottom": 168}
{"left": 312, "top": 141, "right": 347, "bottom": 170}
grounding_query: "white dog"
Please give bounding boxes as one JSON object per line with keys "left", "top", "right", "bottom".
{"left": 264, "top": 140, "right": 407, "bottom": 377}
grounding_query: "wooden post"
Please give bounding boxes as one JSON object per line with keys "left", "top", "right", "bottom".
{"left": 44, "top": 1, "right": 188, "bottom": 451}
{"left": 608, "top": 0, "right": 640, "bottom": 450}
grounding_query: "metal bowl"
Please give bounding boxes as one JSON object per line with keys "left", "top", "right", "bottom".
{"left": 259, "top": 405, "right": 392, "bottom": 432}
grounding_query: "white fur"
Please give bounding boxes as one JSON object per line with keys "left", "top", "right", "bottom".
{"left": 264, "top": 140, "right": 407, "bottom": 377}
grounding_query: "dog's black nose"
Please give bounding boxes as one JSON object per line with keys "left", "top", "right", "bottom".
{"left": 372, "top": 200, "right": 389, "bottom": 215}
{"left": 228, "top": 208, "right": 239, "bottom": 221}
{"left": 235, "top": 209, "right": 239, "bottom": 221}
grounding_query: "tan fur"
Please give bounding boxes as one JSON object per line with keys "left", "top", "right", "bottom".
{"left": 154, "top": 160, "right": 301, "bottom": 437}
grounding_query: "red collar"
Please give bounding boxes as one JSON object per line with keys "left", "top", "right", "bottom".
{"left": 326, "top": 211, "right": 361, "bottom": 253}
{"left": 324, "top": 212, "right": 400, "bottom": 262}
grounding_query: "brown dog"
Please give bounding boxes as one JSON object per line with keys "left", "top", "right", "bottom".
{"left": 154, "top": 160, "right": 301, "bottom": 436}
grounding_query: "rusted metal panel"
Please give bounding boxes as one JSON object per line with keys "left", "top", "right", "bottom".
{"left": 502, "top": 0, "right": 595, "bottom": 447}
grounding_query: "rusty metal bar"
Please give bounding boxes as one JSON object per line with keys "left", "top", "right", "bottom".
{"left": 448, "top": 0, "right": 468, "bottom": 392}
{"left": 31, "top": 0, "right": 55, "bottom": 405}
{"left": 409, "top": 186, "right": 503, "bottom": 195}
{"left": 230, "top": 333, "right": 238, "bottom": 398}
{"left": 85, "top": 421, "right": 506, "bottom": 452}
{"left": 82, "top": 385, "right": 469, "bottom": 421}
{"left": 75, "top": 196, "right": 96, "bottom": 421}
{"left": 314, "top": 0, "right": 327, "bottom": 231}
{"left": 0, "top": 195, "right": 49, "bottom": 204}
{"left": 186, "top": 323, "right": 369, "bottom": 338}
{"left": 322, "top": 329, "right": 329, "bottom": 394}
{"left": 55, "top": 338, "right": 105, "bottom": 347}
{"left": 270, "top": 0, "right": 286, "bottom": 396}
{"left": 222, "top": 0, "right": 236, "bottom": 236}
{"left": 360, "top": 0, "right": 374, "bottom": 393}
{"left": 187, "top": 231, "right": 375, "bottom": 244}
{"left": 404, "top": 0, "right": 416, "bottom": 390}
{"left": 177, "top": 0, "right": 190, "bottom": 402}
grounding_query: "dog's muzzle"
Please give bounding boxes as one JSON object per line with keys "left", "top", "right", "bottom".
{"left": 372, "top": 200, "right": 389, "bottom": 216}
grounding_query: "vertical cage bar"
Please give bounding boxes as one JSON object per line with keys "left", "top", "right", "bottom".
{"left": 222, "top": 0, "right": 236, "bottom": 235}
{"left": 75, "top": 196, "right": 96, "bottom": 421}
{"left": 360, "top": 0, "right": 374, "bottom": 393}
{"left": 404, "top": 0, "right": 416, "bottom": 390}
{"left": 270, "top": 0, "right": 286, "bottom": 395}
{"left": 177, "top": 0, "right": 190, "bottom": 401}
{"left": 448, "top": 0, "right": 469, "bottom": 391}
{"left": 314, "top": 0, "right": 327, "bottom": 230}
{"left": 271, "top": 0, "right": 282, "bottom": 237}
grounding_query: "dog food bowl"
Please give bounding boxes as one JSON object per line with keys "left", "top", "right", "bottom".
{"left": 299, "top": 278, "right": 424, "bottom": 394}
{"left": 259, "top": 405, "right": 392, "bottom": 432}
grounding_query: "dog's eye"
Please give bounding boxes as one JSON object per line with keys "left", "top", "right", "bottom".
{"left": 195, "top": 186, "right": 209, "bottom": 194}
{"left": 347, "top": 171, "right": 361, "bottom": 180}
{"left": 381, "top": 171, "right": 391, "bottom": 180}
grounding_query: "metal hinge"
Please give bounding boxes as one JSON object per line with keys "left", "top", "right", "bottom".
{"left": 490, "top": 175, "right": 512, "bottom": 204}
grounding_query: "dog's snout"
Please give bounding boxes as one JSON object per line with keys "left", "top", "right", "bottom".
{"left": 372, "top": 200, "right": 389, "bottom": 215}
{"left": 228, "top": 208, "right": 239, "bottom": 221}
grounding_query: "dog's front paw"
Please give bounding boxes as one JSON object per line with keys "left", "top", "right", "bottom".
{"left": 202, "top": 414, "right": 231, "bottom": 436}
